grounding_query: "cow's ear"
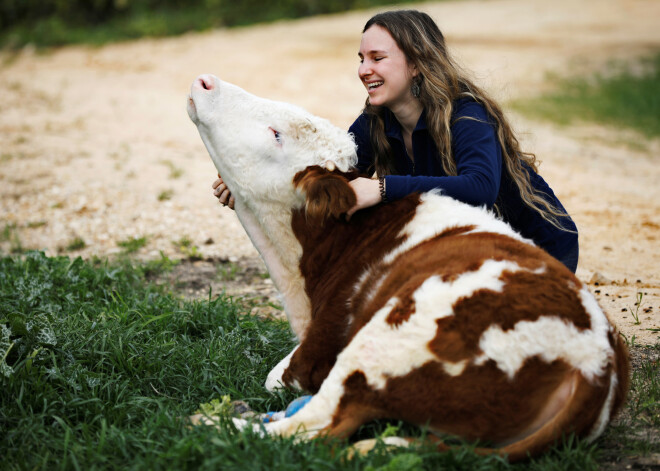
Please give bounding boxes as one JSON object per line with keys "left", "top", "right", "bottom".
{"left": 293, "top": 166, "right": 356, "bottom": 221}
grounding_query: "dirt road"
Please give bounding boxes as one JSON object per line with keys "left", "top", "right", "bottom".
{"left": 1, "top": 0, "right": 658, "bottom": 343}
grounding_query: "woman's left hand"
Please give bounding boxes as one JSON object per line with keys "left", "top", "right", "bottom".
{"left": 346, "top": 177, "right": 382, "bottom": 218}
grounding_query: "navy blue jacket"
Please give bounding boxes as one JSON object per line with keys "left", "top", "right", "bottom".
{"left": 348, "top": 99, "right": 578, "bottom": 262}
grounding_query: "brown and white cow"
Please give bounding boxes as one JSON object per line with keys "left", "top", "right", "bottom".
{"left": 186, "top": 74, "right": 629, "bottom": 461}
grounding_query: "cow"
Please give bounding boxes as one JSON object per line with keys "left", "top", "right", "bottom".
{"left": 186, "top": 73, "right": 629, "bottom": 461}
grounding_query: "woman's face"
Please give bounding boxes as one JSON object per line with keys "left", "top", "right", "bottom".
{"left": 358, "top": 25, "right": 417, "bottom": 110}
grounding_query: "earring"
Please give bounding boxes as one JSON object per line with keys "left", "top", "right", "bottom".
{"left": 411, "top": 78, "right": 421, "bottom": 98}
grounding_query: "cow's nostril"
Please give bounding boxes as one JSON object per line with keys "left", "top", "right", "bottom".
{"left": 200, "top": 76, "right": 215, "bottom": 91}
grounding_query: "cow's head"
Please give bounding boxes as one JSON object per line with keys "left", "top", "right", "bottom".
{"left": 187, "top": 74, "right": 357, "bottom": 210}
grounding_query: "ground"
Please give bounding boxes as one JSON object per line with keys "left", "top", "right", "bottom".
{"left": 0, "top": 1, "right": 658, "bottom": 466}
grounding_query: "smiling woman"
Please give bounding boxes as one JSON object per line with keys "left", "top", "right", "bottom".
{"left": 348, "top": 10, "right": 580, "bottom": 273}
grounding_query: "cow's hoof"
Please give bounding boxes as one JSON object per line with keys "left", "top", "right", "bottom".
{"left": 188, "top": 413, "right": 221, "bottom": 427}
{"left": 348, "top": 437, "right": 411, "bottom": 458}
{"left": 232, "top": 417, "right": 266, "bottom": 436}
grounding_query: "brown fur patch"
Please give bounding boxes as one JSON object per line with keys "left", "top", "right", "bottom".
{"left": 334, "top": 357, "right": 608, "bottom": 446}
{"left": 385, "top": 296, "right": 416, "bottom": 327}
{"left": 283, "top": 178, "right": 420, "bottom": 392}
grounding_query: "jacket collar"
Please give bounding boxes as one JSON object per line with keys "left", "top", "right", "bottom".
{"left": 383, "top": 108, "right": 428, "bottom": 141}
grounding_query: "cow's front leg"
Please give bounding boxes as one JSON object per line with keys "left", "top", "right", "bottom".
{"left": 278, "top": 311, "right": 353, "bottom": 392}
{"left": 266, "top": 345, "right": 301, "bottom": 391}
{"left": 230, "top": 394, "right": 330, "bottom": 440}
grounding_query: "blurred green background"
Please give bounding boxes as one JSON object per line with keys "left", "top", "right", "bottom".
{"left": 0, "top": 0, "right": 431, "bottom": 49}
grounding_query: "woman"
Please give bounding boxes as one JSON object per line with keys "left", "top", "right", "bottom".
{"left": 347, "top": 9, "right": 578, "bottom": 272}
{"left": 214, "top": 9, "right": 579, "bottom": 272}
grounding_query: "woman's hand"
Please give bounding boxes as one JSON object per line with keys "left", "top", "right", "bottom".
{"left": 212, "top": 174, "right": 235, "bottom": 209}
{"left": 346, "top": 177, "right": 382, "bottom": 218}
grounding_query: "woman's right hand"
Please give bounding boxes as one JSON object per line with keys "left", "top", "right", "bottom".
{"left": 212, "top": 174, "right": 235, "bottom": 209}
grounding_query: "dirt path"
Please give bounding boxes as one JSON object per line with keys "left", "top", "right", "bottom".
{"left": 1, "top": 0, "right": 659, "bottom": 344}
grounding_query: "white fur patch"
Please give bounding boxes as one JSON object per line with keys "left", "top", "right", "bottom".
{"left": 349, "top": 263, "right": 389, "bottom": 313}
{"left": 332, "top": 259, "right": 525, "bottom": 390}
{"left": 266, "top": 344, "right": 300, "bottom": 391}
{"left": 475, "top": 285, "right": 613, "bottom": 381}
{"left": 382, "top": 192, "right": 530, "bottom": 265}
{"left": 585, "top": 370, "right": 618, "bottom": 442}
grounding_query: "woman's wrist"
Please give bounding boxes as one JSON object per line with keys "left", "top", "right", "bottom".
{"left": 378, "top": 175, "right": 387, "bottom": 203}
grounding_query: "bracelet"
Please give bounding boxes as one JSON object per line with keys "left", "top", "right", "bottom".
{"left": 378, "top": 176, "right": 387, "bottom": 203}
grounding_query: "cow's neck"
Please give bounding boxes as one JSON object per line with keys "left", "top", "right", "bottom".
{"left": 234, "top": 200, "right": 310, "bottom": 341}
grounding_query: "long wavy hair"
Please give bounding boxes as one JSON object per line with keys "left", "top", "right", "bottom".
{"left": 363, "top": 10, "right": 570, "bottom": 229}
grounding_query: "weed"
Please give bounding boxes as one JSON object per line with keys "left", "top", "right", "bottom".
{"left": 157, "top": 189, "right": 174, "bottom": 201}
{"left": 65, "top": 236, "right": 86, "bottom": 251}
{"left": 161, "top": 159, "right": 184, "bottom": 179}
{"left": 174, "top": 236, "right": 202, "bottom": 259}
{"left": 26, "top": 220, "right": 47, "bottom": 229}
{"left": 621, "top": 332, "right": 637, "bottom": 349}
{"left": 1, "top": 223, "right": 16, "bottom": 242}
{"left": 629, "top": 344, "right": 660, "bottom": 426}
{"left": 217, "top": 261, "right": 239, "bottom": 281}
{"left": 1, "top": 223, "right": 24, "bottom": 254}
{"left": 117, "top": 235, "right": 148, "bottom": 254}
{"left": 630, "top": 292, "right": 645, "bottom": 325}
{"left": 140, "top": 251, "right": 179, "bottom": 278}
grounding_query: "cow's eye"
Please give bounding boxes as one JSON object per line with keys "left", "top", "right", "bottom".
{"left": 269, "top": 127, "right": 283, "bottom": 145}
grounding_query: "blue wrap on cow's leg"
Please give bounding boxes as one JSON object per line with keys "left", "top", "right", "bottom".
{"left": 262, "top": 395, "right": 313, "bottom": 423}
{"left": 285, "top": 395, "right": 313, "bottom": 417}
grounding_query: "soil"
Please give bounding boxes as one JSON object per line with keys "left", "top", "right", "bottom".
{"left": 0, "top": 0, "right": 658, "bottom": 345}
{"left": 3, "top": 0, "right": 657, "bottom": 344}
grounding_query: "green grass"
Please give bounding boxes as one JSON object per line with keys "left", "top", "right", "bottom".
{"left": 512, "top": 52, "right": 660, "bottom": 140}
{"left": 0, "top": 251, "right": 656, "bottom": 470}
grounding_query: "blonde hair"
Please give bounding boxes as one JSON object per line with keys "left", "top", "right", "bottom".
{"left": 363, "top": 10, "right": 570, "bottom": 229}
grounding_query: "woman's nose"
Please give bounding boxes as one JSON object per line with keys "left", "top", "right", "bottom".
{"left": 358, "top": 62, "right": 371, "bottom": 79}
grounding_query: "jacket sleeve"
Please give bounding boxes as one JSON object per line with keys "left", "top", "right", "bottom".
{"left": 385, "top": 102, "right": 502, "bottom": 207}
